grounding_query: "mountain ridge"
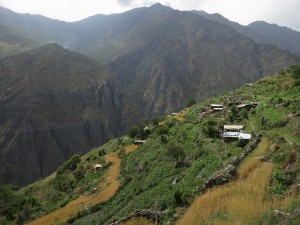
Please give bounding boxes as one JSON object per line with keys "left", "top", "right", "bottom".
{"left": 0, "top": 44, "right": 125, "bottom": 186}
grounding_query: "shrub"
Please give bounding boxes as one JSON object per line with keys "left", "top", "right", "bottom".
{"left": 187, "top": 99, "right": 197, "bottom": 107}
{"left": 128, "top": 127, "right": 138, "bottom": 138}
{"left": 73, "top": 165, "right": 85, "bottom": 181}
{"left": 202, "top": 120, "right": 219, "bottom": 138}
{"left": 152, "top": 117, "right": 160, "bottom": 126}
{"left": 165, "top": 141, "right": 185, "bottom": 161}
{"left": 98, "top": 149, "right": 106, "bottom": 157}
{"left": 57, "top": 154, "right": 81, "bottom": 174}
{"left": 156, "top": 125, "right": 169, "bottom": 135}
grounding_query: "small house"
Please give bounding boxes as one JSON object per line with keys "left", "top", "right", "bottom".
{"left": 94, "top": 164, "right": 102, "bottom": 170}
{"left": 245, "top": 83, "right": 253, "bottom": 87}
{"left": 237, "top": 103, "right": 257, "bottom": 110}
{"left": 210, "top": 104, "right": 224, "bottom": 113}
{"left": 171, "top": 113, "right": 178, "bottom": 116}
{"left": 134, "top": 140, "right": 147, "bottom": 145}
{"left": 222, "top": 125, "right": 251, "bottom": 141}
{"left": 223, "top": 125, "right": 244, "bottom": 131}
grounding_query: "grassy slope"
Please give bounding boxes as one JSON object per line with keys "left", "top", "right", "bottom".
{"left": 1, "top": 67, "right": 299, "bottom": 225}
{"left": 72, "top": 69, "right": 300, "bottom": 225}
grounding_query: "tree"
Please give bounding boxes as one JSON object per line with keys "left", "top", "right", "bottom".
{"left": 156, "top": 125, "right": 169, "bottom": 135}
{"left": 202, "top": 119, "right": 219, "bottom": 138}
{"left": 290, "top": 65, "right": 300, "bottom": 79}
{"left": 128, "top": 127, "right": 138, "bottom": 138}
{"left": 152, "top": 117, "right": 160, "bottom": 126}
{"left": 57, "top": 154, "right": 81, "bottom": 174}
{"left": 187, "top": 98, "right": 197, "bottom": 107}
{"left": 165, "top": 141, "right": 185, "bottom": 160}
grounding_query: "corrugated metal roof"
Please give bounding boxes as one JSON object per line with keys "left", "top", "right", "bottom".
{"left": 224, "top": 125, "right": 244, "bottom": 130}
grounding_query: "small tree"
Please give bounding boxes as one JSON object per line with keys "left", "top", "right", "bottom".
{"left": 152, "top": 117, "right": 160, "bottom": 126}
{"left": 165, "top": 141, "right": 185, "bottom": 161}
{"left": 187, "top": 98, "right": 196, "bottom": 107}
{"left": 156, "top": 125, "right": 169, "bottom": 135}
{"left": 128, "top": 127, "right": 138, "bottom": 138}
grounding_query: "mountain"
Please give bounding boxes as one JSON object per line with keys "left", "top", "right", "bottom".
{"left": 108, "top": 5, "right": 300, "bottom": 127}
{"left": 0, "top": 44, "right": 124, "bottom": 186}
{"left": 2, "top": 66, "right": 299, "bottom": 225}
{"left": 0, "top": 4, "right": 300, "bottom": 185}
{"left": 192, "top": 10, "right": 266, "bottom": 44}
{"left": 248, "top": 21, "right": 300, "bottom": 56}
{"left": 193, "top": 10, "right": 300, "bottom": 57}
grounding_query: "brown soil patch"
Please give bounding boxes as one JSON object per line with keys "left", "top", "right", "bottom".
{"left": 27, "top": 145, "right": 139, "bottom": 225}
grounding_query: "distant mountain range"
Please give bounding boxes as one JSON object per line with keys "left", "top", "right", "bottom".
{"left": 193, "top": 10, "right": 300, "bottom": 56}
{"left": 0, "top": 3, "right": 299, "bottom": 186}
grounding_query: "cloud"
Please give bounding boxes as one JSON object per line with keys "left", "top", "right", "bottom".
{"left": 117, "top": 0, "right": 172, "bottom": 8}
{"left": 117, "top": 0, "right": 134, "bottom": 6}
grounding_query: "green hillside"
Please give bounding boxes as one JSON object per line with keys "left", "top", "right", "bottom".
{"left": 0, "top": 66, "right": 299, "bottom": 225}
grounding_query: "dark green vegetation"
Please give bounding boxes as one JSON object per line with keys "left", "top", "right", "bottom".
{"left": 0, "top": 44, "right": 124, "bottom": 186}
{"left": 0, "top": 137, "right": 129, "bottom": 224}
{"left": 67, "top": 67, "right": 300, "bottom": 224}
{"left": 0, "top": 67, "right": 297, "bottom": 224}
{"left": 71, "top": 67, "right": 300, "bottom": 225}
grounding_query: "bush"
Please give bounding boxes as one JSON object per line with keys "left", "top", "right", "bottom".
{"left": 152, "top": 117, "right": 160, "bottom": 126}
{"left": 128, "top": 127, "right": 138, "bottom": 138}
{"left": 236, "top": 139, "right": 248, "bottom": 147}
{"left": 156, "top": 125, "right": 169, "bottom": 135}
{"left": 57, "top": 154, "right": 81, "bottom": 174}
{"left": 73, "top": 165, "right": 85, "bottom": 181}
{"left": 187, "top": 99, "right": 196, "bottom": 107}
{"left": 202, "top": 120, "right": 219, "bottom": 138}
{"left": 165, "top": 141, "right": 185, "bottom": 161}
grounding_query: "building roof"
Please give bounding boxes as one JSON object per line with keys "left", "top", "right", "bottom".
{"left": 222, "top": 131, "right": 251, "bottom": 140}
{"left": 210, "top": 104, "right": 223, "bottom": 107}
{"left": 239, "top": 133, "right": 252, "bottom": 140}
{"left": 224, "top": 125, "right": 244, "bottom": 130}
{"left": 94, "top": 164, "right": 102, "bottom": 168}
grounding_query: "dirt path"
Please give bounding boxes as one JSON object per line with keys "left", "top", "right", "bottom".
{"left": 27, "top": 145, "right": 139, "bottom": 225}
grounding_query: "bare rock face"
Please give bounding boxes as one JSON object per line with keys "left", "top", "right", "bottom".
{"left": 0, "top": 44, "right": 125, "bottom": 186}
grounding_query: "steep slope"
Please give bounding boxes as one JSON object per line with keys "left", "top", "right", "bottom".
{"left": 192, "top": 10, "right": 266, "bottom": 44}
{"left": 0, "top": 44, "right": 124, "bottom": 186}
{"left": 3, "top": 66, "right": 297, "bottom": 225}
{"left": 248, "top": 21, "right": 300, "bottom": 56}
{"left": 0, "top": 6, "right": 70, "bottom": 57}
{"left": 62, "top": 67, "right": 300, "bottom": 225}
{"left": 109, "top": 5, "right": 300, "bottom": 127}
{"left": 193, "top": 11, "right": 300, "bottom": 57}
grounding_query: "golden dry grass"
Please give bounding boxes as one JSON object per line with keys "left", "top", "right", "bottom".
{"left": 164, "top": 108, "right": 190, "bottom": 123}
{"left": 176, "top": 138, "right": 293, "bottom": 225}
{"left": 121, "top": 218, "right": 156, "bottom": 225}
{"left": 125, "top": 144, "right": 140, "bottom": 153}
{"left": 27, "top": 145, "right": 139, "bottom": 225}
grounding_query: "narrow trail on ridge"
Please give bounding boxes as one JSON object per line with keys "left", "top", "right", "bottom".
{"left": 27, "top": 144, "right": 140, "bottom": 225}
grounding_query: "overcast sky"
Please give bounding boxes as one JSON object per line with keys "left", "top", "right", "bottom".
{"left": 0, "top": 0, "right": 299, "bottom": 31}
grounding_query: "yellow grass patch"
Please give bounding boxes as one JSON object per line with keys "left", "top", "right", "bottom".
{"left": 121, "top": 218, "right": 156, "bottom": 225}
{"left": 167, "top": 108, "right": 190, "bottom": 122}
{"left": 176, "top": 138, "right": 292, "bottom": 225}
{"left": 27, "top": 144, "right": 139, "bottom": 225}
{"left": 125, "top": 144, "right": 140, "bottom": 153}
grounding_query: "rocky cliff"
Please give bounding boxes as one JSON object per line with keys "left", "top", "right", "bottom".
{"left": 0, "top": 44, "right": 124, "bottom": 186}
